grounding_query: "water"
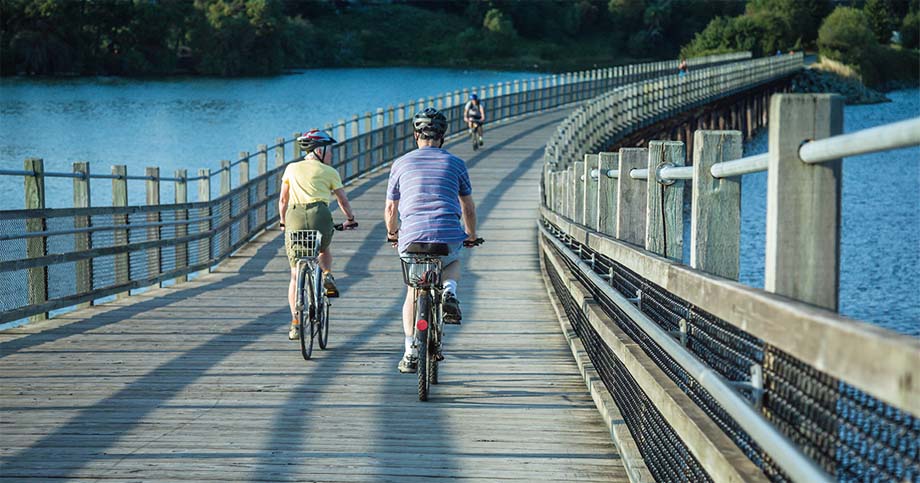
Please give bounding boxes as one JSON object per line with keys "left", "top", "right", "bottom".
{"left": 738, "top": 89, "right": 920, "bottom": 336}
{"left": 0, "top": 67, "right": 541, "bottom": 208}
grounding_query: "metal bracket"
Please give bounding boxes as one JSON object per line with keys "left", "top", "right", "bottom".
{"left": 627, "top": 289, "right": 642, "bottom": 310}
{"left": 728, "top": 364, "right": 765, "bottom": 410}
{"left": 656, "top": 162, "right": 677, "bottom": 186}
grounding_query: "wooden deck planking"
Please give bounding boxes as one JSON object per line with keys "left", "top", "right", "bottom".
{"left": 0, "top": 110, "right": 627, "bottom": 482}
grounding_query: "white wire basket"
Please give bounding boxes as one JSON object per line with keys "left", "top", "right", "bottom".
{"left": 286, "top": 230, "right": 322, "bottom": 259}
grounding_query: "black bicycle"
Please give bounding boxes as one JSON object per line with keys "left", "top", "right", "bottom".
{"left": 287, "top": 222, "right": 357, "bottom": 360}
{"left": 395, "top": 237, "right": 484, "bottom": 401}
{"left": 468, "top": 120, "right": 484, "bottom": 151}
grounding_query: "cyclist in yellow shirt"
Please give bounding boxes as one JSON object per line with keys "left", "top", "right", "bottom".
{"left": 279, "top": 129, "right": 357, "bottom": 340}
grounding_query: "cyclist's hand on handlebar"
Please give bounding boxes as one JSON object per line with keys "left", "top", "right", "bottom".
{"left": 463, "top": 237, "right": 484, "bottom": 248}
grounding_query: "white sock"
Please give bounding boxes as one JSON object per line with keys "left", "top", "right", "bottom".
{"left": 404, "top": 336, "right": 416, "bottom": 356}
{"left": 443, "top": 279, "right": 458, "bottom": 296}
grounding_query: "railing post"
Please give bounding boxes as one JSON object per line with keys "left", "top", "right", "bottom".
{"left": 238, "top": 152, "right": 250, "bottom": 240}
{"left": 363, "top": 111, "right": 373, "bottom": 171}
{"left": 73, "top": 162, "right": 93, "bottom": 306}
{"left": 690, "top": 130, "right": 742, "bottom": 280}
{"left": 112, "top": 165, "right": 130, "bottom": 299}
{"left": 765, "top": 94, "right": 843, "bottom": 311}
{"left": 573, "top": 160, "right": 585, "bottom": 222}
{"left": 616, "top": 148, "right": 648, "bottom": 246}
{"left": 646, "top": 141, "right": 685, "bottom": 261}
{"left": 583, "top": 154, "right": 598, "bottom": 229}
{"left": 197, "top": 169, "right": 212, "bottom": 276}
{"left": 257, "top": 144, "right": 268, "bottom": 228}
{"left": 175, "top": 169, "right": 188, "bottom": 284}
{"left": 219, "top": 160, "right": 231, "bottom": 258}
{"left": 145, "top": 167, "right": 162, "bottom": 285}
{"left": 24, "top": 158, "right": 48, "bottom": 320}
{"left": 293, "top": 131, "right": 303, "bottom": 160}
{"left": 597, "top": 152, "right": 618, "bottom": 236}
{"left": 275, "top": 137, "right": 285, "bottom": 168}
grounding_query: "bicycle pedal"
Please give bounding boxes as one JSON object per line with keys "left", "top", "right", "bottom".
{"left": 436, "top": 352, "right": 445, "bottom": 361}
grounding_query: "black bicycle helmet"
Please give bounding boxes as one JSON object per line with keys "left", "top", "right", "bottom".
{"left": 413, "top": 107, "right": 448, "bottom": 138}
{"left": 297, "top": 129, "right": 336, "bottom": 152}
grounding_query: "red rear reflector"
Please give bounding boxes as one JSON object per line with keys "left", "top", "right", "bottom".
{"left": 416, "top": 319, "right": 428, "bottom": 331}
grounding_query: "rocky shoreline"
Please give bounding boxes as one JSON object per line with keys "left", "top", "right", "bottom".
{"left": 791, "top": 68, "right": 890, "bottom": 105}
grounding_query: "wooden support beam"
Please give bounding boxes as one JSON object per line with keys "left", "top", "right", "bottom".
{"left": 24, "top": 158, "right": 48, "bottom": 320}
{"left": 73, "top": 162, "right": 92, "bottom": 307}
{"left": 112, "top": 165, "right": 130, "bottom": 299}
{"left": 583, "top": 154, "right": 599, "bottom": 230}
{"left": 175, "top": 169, "right": 188, "bottom": 284}
{"left": 765, "top": 94, "right": 844, "bottom": 311}
{"left": 690, "top": 131, "right": 742, "bottom": 280}
{"left": 616, "top": 148, "right": 648, "bottom": 246}
{"left": 596, "top": 152, "right": 618, "bottom": 236}
{"left": 645, "top": 141, "right": 685, "bottom": 261}
{"left": 145, "top": 167, "right": 161, "bottom": 286}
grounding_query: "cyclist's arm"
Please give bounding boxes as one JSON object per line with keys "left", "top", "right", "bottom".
{"left": 278, "top": 181, "right": 290, "bottom": 227}
{"left": 459, "top": 194, "right": 477, "bottom": 240}
{"left": 480, "top": 102, "right": 486, "bottom": 123}
{"left": 385, "top": 199, "right": 399, "bottom": 237}
{"left": 332, "top": 188, "right": 356, "bottom": 222}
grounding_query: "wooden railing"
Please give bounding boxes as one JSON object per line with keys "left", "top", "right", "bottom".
{"left": 539, "top": 54, "right": 920, "bottom": 482}
{"left": 0, "top": 52, "right": 750, "bottom": 326}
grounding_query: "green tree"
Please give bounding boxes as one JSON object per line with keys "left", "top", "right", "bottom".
{"left": 818, "top": 6, "right": 878, "bottom": 66}
{"left": 864, "top": 0, "right": 897, "bottom": 43}
{"left": 901, "top": 8, "right": 919, "bottom": 49}
{"left": 747, "top": 0, "right": 830, "bottom": 46}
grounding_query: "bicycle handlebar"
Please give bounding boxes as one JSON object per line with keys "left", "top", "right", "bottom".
{"left": 384, "top": 237, "right": 485, "bottom": 247}
{"left": 334, "top": 222, "right": 359, "bottom": 231}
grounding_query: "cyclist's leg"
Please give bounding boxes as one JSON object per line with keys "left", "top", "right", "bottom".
{"left": 288, "top": 266, "right": 298, "bottom": 318}
{"left": 402, "top": 286, "right": 415, "bottom": 339}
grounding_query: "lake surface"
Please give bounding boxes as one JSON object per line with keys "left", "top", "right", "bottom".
{"left": 0, "top": 67, "right": 542, "bottom": 207}
{"left": 0, "top": 71, "right": 916, "bottom": 335}
{"left": 737, "top": 88, "right": 920, "bottom": 336}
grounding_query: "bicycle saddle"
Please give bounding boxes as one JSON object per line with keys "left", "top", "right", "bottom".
{"left": 405, "top": 242, "right": 450, "bottom": 256}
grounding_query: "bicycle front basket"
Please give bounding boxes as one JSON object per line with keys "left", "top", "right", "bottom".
{"left": 286, "top": 230, "right": 322, "bottom": 259}
{"left": 400, "top": 257, "right": 441, "bottom": 288}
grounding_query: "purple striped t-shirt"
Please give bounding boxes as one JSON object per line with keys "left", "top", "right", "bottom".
{"left": 386, "top": 146, "right": 473, "bottom": 253}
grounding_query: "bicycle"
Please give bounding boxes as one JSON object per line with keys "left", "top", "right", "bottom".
{"left": 468, "top": 120, "right": 484, "bottom": 151}
{"left": 396, "top": 237, "right": 484, "bottom": 401}
{"left": 287, "top": 222, "right": 357, "bottom": 360}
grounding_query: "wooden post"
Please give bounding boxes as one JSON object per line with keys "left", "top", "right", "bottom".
{"left": 765, "top": 94, "right": 843, "bottom": 311}
{"left": 112, "top": 165, "right": 130, "bottom": 298}
{"left": 597, "top": 152, "right": 618, "bottom": 236}
{"left": 645, "top": 142, "right": 685, "bottom": 261}
{"left": 690, "top": 131, "right": 742, "bottom": 280}
{"left": 583, "top": 154, "right": 598, "bottom": 229}
{"left": 238, "top": 152, "right": 250, "bottom": 240}
{"left": 24, "top": 158, "right": 48, "bottom": 320}
{"left": 275, "top": 138, "right": 285, "bottom": 168}
{"left": 198, "top": 169, "right": 212, "bottom": 275}
{"left": 616, "top": 148, "right": 648, "bottom": 246}
{"left": 256, "top": 145, "right": 268, "bottom": 228}
{"left": 293, "top": 131, "right": 303, "bottom": 160}
{"left": 175, "top": 169, "right": 188, "bottom": 284}
{"left": 219, "top": 160, "right": 231, "bottom": 257}
{"left": 73, "top": 162, "right": 93, "bottom": 306}
{"left": 145, "top": 167, "right": 162, "bottom": 285}
{"left": 573, "top": 160, "right": 585, "bottom": 223}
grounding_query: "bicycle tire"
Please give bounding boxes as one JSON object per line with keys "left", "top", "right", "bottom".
{"left": 298, "top": 264, "right": 314, "bottom": 360}
{"left": 416, "top": 292, "right": 431, "bottom": 402}
{"left": 471, "top": 129, "right": 478, "bottom": 151}
{"left": 316, "top": 266, "right": 330, "bottom": 350}
{"left": 430, "top": 302, "right": 440, "bottom": 385}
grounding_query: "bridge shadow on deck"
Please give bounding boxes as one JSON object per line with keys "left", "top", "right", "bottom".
{"left": 3, "top": 112, "right": 584, "bottom": 480}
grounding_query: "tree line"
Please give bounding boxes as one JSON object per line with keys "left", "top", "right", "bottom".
{"left": 1, "top": 0, "right": 743, "bottom": 76}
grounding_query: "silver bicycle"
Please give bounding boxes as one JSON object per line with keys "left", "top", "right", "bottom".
{"left": 287, "top": 230, "right": 329, "bottom": 360}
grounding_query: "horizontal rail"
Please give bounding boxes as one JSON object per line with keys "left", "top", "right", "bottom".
{"left": 799, "top": 116, "right": 920, "bottom": 164}
{"left": 0, "top": 214, "right": 217, "bottom": 242}
{"left": 658, "top": 165, "right": 692, "bottom": 180}
{"left": 541, "top": 223, "right": 834, "bottom": 483}
{"left": 710, "top": 153, "right": 768, "bottom": 178}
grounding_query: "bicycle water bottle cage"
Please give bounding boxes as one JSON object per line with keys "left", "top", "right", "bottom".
{"left": 405, "top": 242, "right": 450, "bottom": 256}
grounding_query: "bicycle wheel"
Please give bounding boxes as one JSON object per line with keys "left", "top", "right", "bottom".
{"left": 416, "top": 292, "right": 432, "bottom": 401}
{"left": 430, "top": 303, "right": 441, "bottom": 385}
{"left": 315, "top": 265, "right": 330, "bottom": 350}
{"left": 299, "top": 265, "right": 315, "bottom": 360}
{"left": 471, "top": 128, "right": 478, "bottom": 151}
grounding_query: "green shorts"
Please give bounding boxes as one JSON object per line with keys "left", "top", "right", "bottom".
{"left": 284, "top": 202, "right": 334, "bottom": 267}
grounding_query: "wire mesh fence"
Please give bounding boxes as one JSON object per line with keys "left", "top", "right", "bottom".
{"left": 541, "top": 218, "right": 920, "bottom": 482}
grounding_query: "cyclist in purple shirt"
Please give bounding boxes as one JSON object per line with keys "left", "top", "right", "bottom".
{"left": 385, "top": 107, "right": 478, "bottom": 373}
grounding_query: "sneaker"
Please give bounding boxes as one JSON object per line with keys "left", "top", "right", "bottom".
{"left": 442, "top": 292, "right": 462, "bottom": 324}
{"left": 288, "top": 319, "right": 300, "bottom": 340}
{"left": 398, "top": 354, "right": 418, "bottom": 373}
{"left": 323, "top": 273, "right": 340, "bottom": 298}
{"left": 479, "top": 138, "right": 484, "bottom": 146}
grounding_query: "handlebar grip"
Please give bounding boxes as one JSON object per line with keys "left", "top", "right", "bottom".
{"left": 334, "top": 222, "right": 358, "bottom": 231}
{"left": 463, "top": 237, "right": 485, "bottom": 247}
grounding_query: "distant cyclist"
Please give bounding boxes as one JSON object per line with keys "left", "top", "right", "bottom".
{"left": 279, "top": 129, "right": 357, "bottom": 340}
{"left": 385, "top": 107, "right": 478, "bottom": 373}
{"left": 463, "top": 93, "right": 486, "bottom": 147}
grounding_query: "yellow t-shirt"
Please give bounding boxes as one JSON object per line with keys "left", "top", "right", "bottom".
{"left": 282, "top": 159, "right": 344, "bottom": 205}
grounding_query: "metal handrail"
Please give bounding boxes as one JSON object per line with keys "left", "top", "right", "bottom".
{"left": 799, "top": 116, "right": 920, "bottom": 164}
{"left": 541, "top": 224, "right": 834, "bottom": 483}
{"left": 0, "top": 213, "right": 219, "bottom": 242}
